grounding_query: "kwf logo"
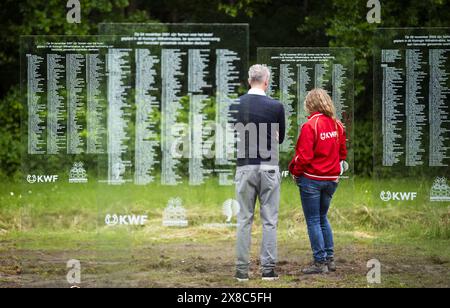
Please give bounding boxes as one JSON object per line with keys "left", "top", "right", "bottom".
{"left": 380, "top": 191, "right": 418, "bottom": 202}
{"left": 320, "top": 131, "right": 338, "bottom": 141}
{"left": 27, "top": 175, "right": 59, "bottom": 184}
{"left": 105, "top": 214, "right": 148, "bottom": 226}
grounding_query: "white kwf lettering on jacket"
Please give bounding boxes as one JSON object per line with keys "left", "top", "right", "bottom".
{"left": 320, "top": 131, "right": 338, "bottom": 141}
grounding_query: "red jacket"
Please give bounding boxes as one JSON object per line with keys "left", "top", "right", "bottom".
{"left": 289, "top": 112, "right": 348, "bottom": 181}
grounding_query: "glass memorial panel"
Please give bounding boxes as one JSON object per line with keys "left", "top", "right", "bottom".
{"left": 374, "top": 28, "right": 450, "bottom": 206}
{"left": 95, "top": 23, "right": 249, "bottom": 285}
{"left": 99, "top": 23, "right": 249, "bottom": 187}
{"left": 257, "top": 47, "right": 354, "bottom": 188}
{"left": 20, "top": 35, "right": 133, "bottom": 287}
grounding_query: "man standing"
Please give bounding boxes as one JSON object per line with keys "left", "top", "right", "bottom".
{"left": 232, "top": 65, "right": 285, "bottom": 282}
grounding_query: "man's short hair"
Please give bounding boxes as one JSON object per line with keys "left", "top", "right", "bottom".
{"left": 248, "top": 64, "right": 270, "bottom": 85}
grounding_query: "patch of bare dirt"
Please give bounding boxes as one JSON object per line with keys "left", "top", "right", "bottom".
{"left": 1, "top": 240, "right": 449, "bottom": 288}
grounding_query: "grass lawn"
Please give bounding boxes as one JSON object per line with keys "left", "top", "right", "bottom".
{"left": 0, "top": 177, "right": 449, "bottom": 288}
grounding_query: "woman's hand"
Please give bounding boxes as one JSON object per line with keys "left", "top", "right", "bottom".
{"left": 340, "top": 161, "right": 349, "bottom": 176}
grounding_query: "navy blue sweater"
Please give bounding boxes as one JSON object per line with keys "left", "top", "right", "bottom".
{"left": 230, "top": 94, "right": 286, "bottom": 166}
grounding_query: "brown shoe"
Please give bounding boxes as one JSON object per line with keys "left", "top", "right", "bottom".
{"left": 302, "top": 261, "right": 329, "bottom": 275}
{"left": 327, "top": 257, "right": 337, "bottom": 272}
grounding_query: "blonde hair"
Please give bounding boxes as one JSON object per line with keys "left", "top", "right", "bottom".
{"left": 304, "top": 88, "right": 336, "bottom": 120}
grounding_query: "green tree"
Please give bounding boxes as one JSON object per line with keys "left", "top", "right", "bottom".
{"left": 0, "top": 0, "right": 152, "bottom": 96}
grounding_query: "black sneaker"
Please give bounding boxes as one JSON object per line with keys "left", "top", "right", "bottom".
{"left": 326, "top": 257, "right": 336, "bottom": 272}
{"left": 235, "top": 272, "right": 249, "bottom": 282}
{"left": 262, "top": 270, "right": 280, "bottom": 281}
{"left": 302, "top": 261, "right": 329, "bottom": 275}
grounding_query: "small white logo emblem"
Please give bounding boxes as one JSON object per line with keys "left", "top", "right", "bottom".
{"left": 380, "top": 191, "right": 392, "bottom": 202}
{"left": 163, "top": 198, "right": 188, "bottom": 227}
{"left": 222, "top": 199, "right": 240, "bottom": 223}
{"left": 69, "top": 162, "right": 88, "bottom": 184}
{"left": 430, "top": 177, "right": 450, "bottom": 202}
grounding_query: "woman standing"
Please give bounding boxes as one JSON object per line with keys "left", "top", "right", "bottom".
{"left": 289, "top": 89, "right": 348, "bottom": 275}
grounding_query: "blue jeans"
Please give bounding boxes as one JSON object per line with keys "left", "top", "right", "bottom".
{"left": 297, "top": 176, "right": 338, "bottom": 263}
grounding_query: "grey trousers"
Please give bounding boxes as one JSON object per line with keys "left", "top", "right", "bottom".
{"left": 235, "top": 165, "right": 281, "bottom": 274}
